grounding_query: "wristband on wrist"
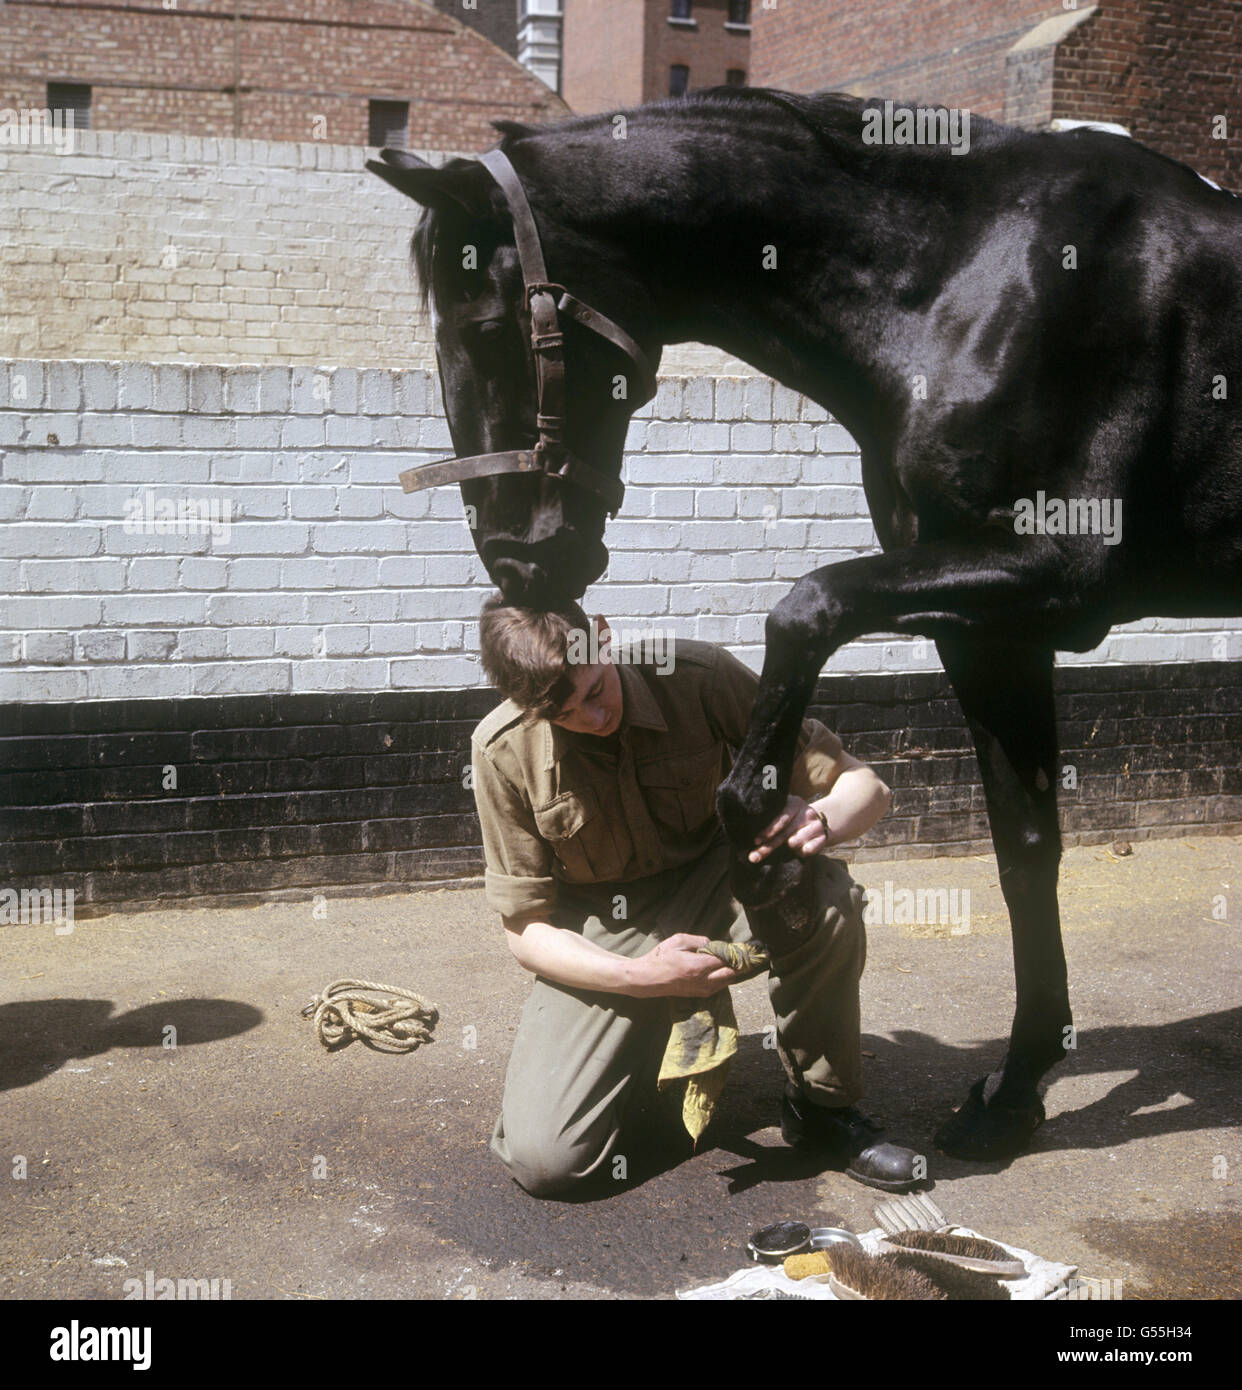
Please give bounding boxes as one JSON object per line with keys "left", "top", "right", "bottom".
{"left": 813, "top": 806, "right": 832, "bottom": 847}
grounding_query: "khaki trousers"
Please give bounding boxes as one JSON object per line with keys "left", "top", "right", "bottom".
{"left": 490, "top": 830, "right": 869, "bottom": 1197}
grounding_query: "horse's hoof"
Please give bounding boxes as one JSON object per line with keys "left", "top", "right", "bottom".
{"left": 730, "top": 851, "right": 801, "bottom": 908}
{"left": 933, "top": 1073, "right": 1045, "bottom": 1160}
{"left": 731, "top": 853, "right": 819, "bottom": 956}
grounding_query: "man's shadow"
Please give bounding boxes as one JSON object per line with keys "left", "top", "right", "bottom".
{"left": 0, "top": 999, "right": 264, "bottom": 1091}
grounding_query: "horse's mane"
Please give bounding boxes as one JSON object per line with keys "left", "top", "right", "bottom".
{"left": 677, "top": 85, "right": 1017, "bottom": 156}
{"left": 408, "top": 85, "right": 1228, "bottom": 302}
{"left": 409, "top": 86, "right": 1003, "bottom": 303}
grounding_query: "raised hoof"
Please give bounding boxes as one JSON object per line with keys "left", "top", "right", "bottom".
{"left": 933, "top": 1073, "right": 1045, "bottom": 1160}
{"left": 730, "top": 853, "right": 817, "bottom": 957}
{"left": 729, "top": 850, "right": 802, "bottom": 908}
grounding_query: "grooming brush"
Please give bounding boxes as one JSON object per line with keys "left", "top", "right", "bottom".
{"left": 875, "top": 1229, "right": 1026, "bottom": 1278}
{"left": 872, "top": 1192, "right": 948, "bottom": 1235}
{"left": 825, "top": 1245, "right": 947, "bottom": 1301}
{"left": 883, "top": 1247, "right": 1012, "bottom": 1300}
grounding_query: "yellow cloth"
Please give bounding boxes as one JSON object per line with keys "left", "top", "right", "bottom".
{"left": 657, "top": 940, "right": 771, "bottom": 1144}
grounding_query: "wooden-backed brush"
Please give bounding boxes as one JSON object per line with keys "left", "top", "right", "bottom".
{"left": 826, "top": 1245, "right": 947, "bottom": 1301}
{"left": 885, "top": 1247, "right": 1012, "bottom": 1300}
{"left": 874, "top": 1229, "right": 1026, "bottom": 1277}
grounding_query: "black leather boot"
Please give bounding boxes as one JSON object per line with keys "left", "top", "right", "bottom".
{"left": 781, "top": 1086, "right": 927, "bottom": 1193}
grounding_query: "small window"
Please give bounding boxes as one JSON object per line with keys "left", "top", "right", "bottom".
{"left": 369, "top": 99, "right": 409, "bottom": 150}
{"left": 669, "top": 65, "right": 690, "bottom": 99}
{"left": 671, "top": 0, "right": 693, "bottom": 18}
{"left": 726, "top": 69, "right": 746, "bottom": 87}
{"left": 727, "top": 0, "right": 751, "bottom": 25}
{"left": 47, "top": 82, "right": 91, "bottom": 130}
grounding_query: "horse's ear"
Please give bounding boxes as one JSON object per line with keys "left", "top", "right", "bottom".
{"left": 491, "top": 119, "right": 536, "bottom": 141}
{"left": 366, "top": 155, "right": 494, "bottom": 216}
{"left": 375, "top": 147, "right": 433, "bottom": 172}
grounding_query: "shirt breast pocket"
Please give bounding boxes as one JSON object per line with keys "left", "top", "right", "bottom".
{"left": 532, "top": 788, "right": 622, "bottom": 883}
{"left": 636, "top": 743, "right": 724, "bottom": 835}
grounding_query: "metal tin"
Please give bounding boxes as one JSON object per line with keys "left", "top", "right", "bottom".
{"left": 746, "top": 1221, "right": 812, "bottom": 1263}
{"left": 808, "top": 1227, "right": 864, "bottom": 1253}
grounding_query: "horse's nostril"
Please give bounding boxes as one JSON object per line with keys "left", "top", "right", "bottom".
{"left": 492, "top": 557, "right": 534, "bottom": 602}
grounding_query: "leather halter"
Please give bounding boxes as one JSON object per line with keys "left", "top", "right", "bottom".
{"left": 396, "top": 148, "right": 659, "bottom": 518}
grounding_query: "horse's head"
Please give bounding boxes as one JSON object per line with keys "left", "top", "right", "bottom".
{"left": 367, "top": 126, "right": 661, "bottom": 608}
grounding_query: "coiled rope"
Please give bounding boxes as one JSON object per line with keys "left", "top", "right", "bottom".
{"left": 301, "top": 978, "right": 438, "bottom": 1053}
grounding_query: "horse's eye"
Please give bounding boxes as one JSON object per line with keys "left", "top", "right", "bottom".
{"left": 478, "top": 320, "right": 504, "bottom": 340}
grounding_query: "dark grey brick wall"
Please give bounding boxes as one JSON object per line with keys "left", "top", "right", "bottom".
{"left": 2, "top": 661, "right": 1238, "bottom": 913}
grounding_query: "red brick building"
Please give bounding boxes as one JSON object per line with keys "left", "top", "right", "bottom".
{"left": 0, "top": 0, "right": 567, "bottom": 151}
{"left": 751, "top": 1, "right": 1239, "bottom": 188}
{"left": 563, "top": 0, "right": 752, "bottom": 115}
{"left": 426, "top": 0, "right": 518, "bottom": 59}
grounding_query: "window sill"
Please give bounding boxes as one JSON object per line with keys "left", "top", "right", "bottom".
{"left": 667, "top": 17, "right": 698, "bottom": 28}
{"left": 724, "top": 22, "right": 751, "bottom": 34}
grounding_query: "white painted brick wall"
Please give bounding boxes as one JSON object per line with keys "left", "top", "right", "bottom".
{"left": 1, "top": 358, "right": 1239, "bottom": 702}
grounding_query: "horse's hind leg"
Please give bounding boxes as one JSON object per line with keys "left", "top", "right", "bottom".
{"left": 931, "top": 633, "right": 1071, "bottom": 1159}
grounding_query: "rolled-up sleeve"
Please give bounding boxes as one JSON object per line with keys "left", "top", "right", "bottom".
{"left": 471, "top": 738, "right": 558, "bottom": 919}
{"left": 707, "top": 646, "right": 848, "bottom": 801}
{"left": 789, "top": 718, "right": 847, "bottom": 802}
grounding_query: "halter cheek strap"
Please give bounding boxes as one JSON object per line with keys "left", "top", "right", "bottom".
{"left": 397, "top": 147, "right": 659, "bottom": 519}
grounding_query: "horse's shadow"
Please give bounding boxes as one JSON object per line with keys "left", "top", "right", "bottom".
{"left": 0, "top": 999, "right": 264, "bottom": 1091}
{"left": 705, "top": 1004, "right": 1242, "bottom": 1193}
{"left": 5, "top": 997, "right": 1237, "bottom": 1198}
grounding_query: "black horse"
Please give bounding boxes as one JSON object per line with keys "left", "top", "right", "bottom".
{"left": 368, "top": 86, "right": 1242, "bottom": 1161}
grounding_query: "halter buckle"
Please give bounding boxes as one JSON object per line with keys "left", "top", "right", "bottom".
{"left": 526, "top": 281, "right": 566, "bottom": 304}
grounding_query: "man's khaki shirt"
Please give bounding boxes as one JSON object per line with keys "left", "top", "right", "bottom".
{"left": 471, "top": 639, "right": 849, "bottom": 920}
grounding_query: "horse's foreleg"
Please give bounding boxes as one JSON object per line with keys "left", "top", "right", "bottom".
{"left": 717, "top": 535, "right": 1072, "bottom": 881}
{"left": 716, "top": 572, "right": 858, "bottom": 906}
{"left": 714, "top": 577, "right": 857, "bottom": 936}
{"left": 930, "top": 634, "right": 1070, "bottom": 1159}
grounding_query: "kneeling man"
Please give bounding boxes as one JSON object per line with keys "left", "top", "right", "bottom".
{"left": 471, "top": 596, "right": 924, "bottom": 1198}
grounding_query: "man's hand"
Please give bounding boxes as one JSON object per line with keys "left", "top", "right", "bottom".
{"left": 626, "top": 933, "right": 740, "bottom": 998}
{"left": 748, "top": 795, "right": 828, "bottom": 862}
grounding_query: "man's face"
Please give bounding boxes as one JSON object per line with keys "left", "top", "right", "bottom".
{"left": 548, "top": 620, "right": 623, "bottom": 737}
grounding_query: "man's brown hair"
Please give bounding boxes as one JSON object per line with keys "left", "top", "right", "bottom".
{"left": 479, "top": 593, "right": 593, "bottom": 723}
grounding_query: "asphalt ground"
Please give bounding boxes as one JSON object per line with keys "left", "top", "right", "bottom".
{"left": 3, "top": 834, "right": 1239, "bottom": 1302}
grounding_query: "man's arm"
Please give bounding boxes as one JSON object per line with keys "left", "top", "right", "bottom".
{"left": 472, "top": 738, "right": 560, "bottom": 919}
{"left": 502, "top": 912, "right": 739, "bottom": 999}
{"left": 474, "top": 738, "right": 738, "bottom": 998}
{"left": 812, "top": 756, "right": 891, "bottom": 844}
{"left": 752, "top": 753, "right": 891, "bottom": 861}
{"left": 705, "top": 645, "right": 891, "bottom": 860}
